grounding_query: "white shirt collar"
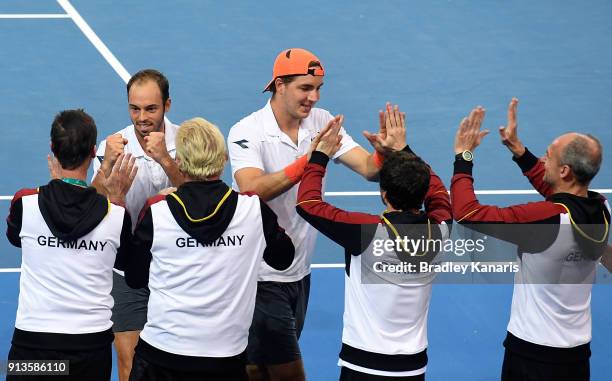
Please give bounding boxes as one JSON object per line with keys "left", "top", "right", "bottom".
{"left": 262, "top": 100, "right": 282, "bottom": 137}
{"left": 262, "top": 100, "right": 313, "bottom": 148}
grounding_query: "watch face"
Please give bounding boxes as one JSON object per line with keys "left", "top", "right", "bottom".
{"left": 462, "top": 150, "right": 473, "bottom": 161}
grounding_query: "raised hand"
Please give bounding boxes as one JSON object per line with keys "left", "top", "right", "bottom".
{"left": 101, "top": 153, "right": 138, "bottom": 203}
{"left": 498, "top": 98, "right": 525, "bottom": 157}
{"left": 363, "top": 102, "right": 406, "bottom": 154}
{"left": 308, "top": 114, "right": 343, "bottom": 159}
{"left": 47, "top": 154, "right": 62, "bottom": 180}
{"left": 454, "top": 106, "right": 489, "bottom": 154}
{"left": 314, "top": 115, "right": 343, "bottom": 157}
{"left": 383, "top": 102, "right": 407, "bottom": 151}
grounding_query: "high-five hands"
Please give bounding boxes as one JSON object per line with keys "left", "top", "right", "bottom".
{"left": 363, "top": 102, "right": 407, "bottom": 154}
{"left": 454, "top": 106, "right": 489, "bottom": 154}
{"left": 498, "top": 98, "right": 525, "bottom": 157}
{"left": 312, "top": 115, "right": 344, "bottom": 158}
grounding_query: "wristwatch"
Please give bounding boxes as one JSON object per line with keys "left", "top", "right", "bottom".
{"left": 455, "top": 150, "right": 473, "bottom": 162}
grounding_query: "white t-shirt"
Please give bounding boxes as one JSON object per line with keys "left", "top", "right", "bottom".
{"left": 93, "top": 120, "right": 178, "bottom": 230}
{"left": 228, "top": 100, "right": 359, "bottom": 282}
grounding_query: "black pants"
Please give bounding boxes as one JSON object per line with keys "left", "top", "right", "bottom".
{"left": 129, "top": 352, "right": 248, "bottom": 381}
{"left": 501, "top": 349, "right": 589, "bottom": 381}
{"left": 339, "top": 367, "right": 425, "bottom": 381}
{"left": 6, "top": 343, "right": 111, "bottom": 381}
{"left": 247, "top": 274, "right": 311, "bottom": 365}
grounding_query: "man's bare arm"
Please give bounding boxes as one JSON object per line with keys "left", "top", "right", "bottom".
{"left": 156, "top": 155, "right": 184, "bottom": 187}
{"left": 336, "top": 146, "right": 380, "bottom": 181}
{"left": 145, "top": 132, "right": 185, "bottom": 187}
{"left": 235, "top": 116, "right": 342, "bottom": 201}
{"left": 234, "top": 167, "right": 297, "bottom": 201}
{"left": 340, "top": 103, "right": 407, "bottom": 180}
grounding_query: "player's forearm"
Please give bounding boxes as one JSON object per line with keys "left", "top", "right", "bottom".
{"left": 99, "top": 156, "right": 115, "bottom": 177}
{"left": 363, "top": 153, "right": 382, "bottom": 181}
{"left": 158, "top": 156, "right": 185, "bottom": 187}
{"left": 236, "top": 155, "right": 308, "bottom": 200}
{"left": 507, "top": 141, "right": 526, "bottom": 158}
{"left": 337, "top": 147, "right": 381, "bottom": 182}
{"left": 239, "top": 170, "right": 296, "bottom": 201}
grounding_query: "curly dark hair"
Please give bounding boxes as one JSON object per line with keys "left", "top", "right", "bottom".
{"left": 379, "top": 151, "right": 430, "bottom": 211}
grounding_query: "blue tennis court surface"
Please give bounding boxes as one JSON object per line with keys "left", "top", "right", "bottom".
{"left": 1, "top": 1, "right": 611, "bottom": 379}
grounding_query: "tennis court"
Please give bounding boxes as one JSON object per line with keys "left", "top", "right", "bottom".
{"left": 1, "top": 1, "right": 611, "bottom": 379}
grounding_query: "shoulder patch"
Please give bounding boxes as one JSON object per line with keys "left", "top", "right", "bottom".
{"left": 11, "top": 188, "right": 38, "bottom": 206}
{"left": 138, "top": 194, "right": 166, "bottom": 223}
{"left": 146, "top": 194, "right": 166, "bottom": 207}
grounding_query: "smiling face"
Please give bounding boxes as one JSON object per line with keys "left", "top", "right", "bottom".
{"left": 128, "top": 79, "right": 171, "bottom": 142}
{"left": 275, "top": 75, "right": 323, "bottom": 120}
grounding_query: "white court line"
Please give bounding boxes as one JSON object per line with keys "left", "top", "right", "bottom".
{"left": 0, "top": 268, "right": 20, "bottom": 273}
{"left": 1, "top": 189, "right": 612, "bottom": 201}
{"left": 311, "top": 263, "right": 345, "bottom": 269}
{"left": 0, "top": 266, "right": 344, "bottom": 272}
{"left": 0, "top": 14, "right": 70, "bottom": 19}
{"left": 324, "top": 189, "right": 612, "bottom": 196}
{"left": 57, "top": 0, "right": 131, "bottom": 83}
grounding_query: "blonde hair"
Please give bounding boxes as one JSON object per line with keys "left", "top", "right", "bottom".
{"left": 176, "top": 117, "right": 226, "bottom": 179}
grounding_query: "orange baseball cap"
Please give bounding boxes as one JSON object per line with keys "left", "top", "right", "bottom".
{"left": 263, "top": 48, "right": 325, "bottom": 92}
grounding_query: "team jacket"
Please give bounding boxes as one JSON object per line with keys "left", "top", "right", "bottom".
{"left": 6, "top": 180, "right": 131, "bottom": 350}
{"left": 451, "top": 148, "right": 610, "bottom": 363}
{"left": 121, "top": 180, "right": 294, "bottom": 372}
{"left": 296, "top": 149, "right": 452, "bottom": 376}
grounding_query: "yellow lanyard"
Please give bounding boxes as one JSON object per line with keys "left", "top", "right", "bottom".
{"left": 169, "top": 187, "right": 233, "bottom": 223}
{"left": 380, "top": 211, "right": 432, "bottom": 257}
{"left": 554, "top": 203, "right": 609, "bottom": 243}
